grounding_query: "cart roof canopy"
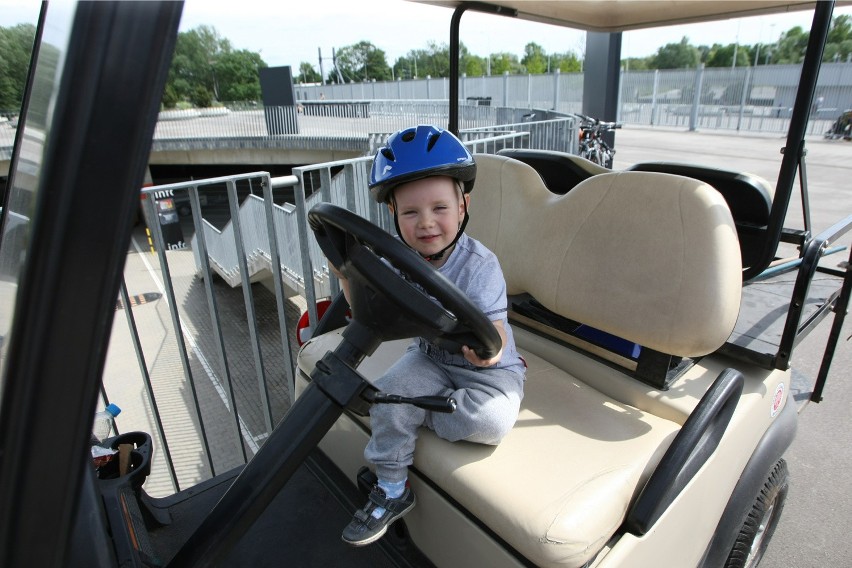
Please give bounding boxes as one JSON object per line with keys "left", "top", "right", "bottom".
{"left": 414, "top": 0, "right": 850, "bottom": 32}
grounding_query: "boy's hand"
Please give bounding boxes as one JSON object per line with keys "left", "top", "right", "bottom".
{"left": 462, "top": 345, "right": 503, "bottom": 367}
{"left": 328, "top": 263, "right": 351, "bottom": 304}
{"left": 461, "top": 319, "right": 507, "bottom": 367}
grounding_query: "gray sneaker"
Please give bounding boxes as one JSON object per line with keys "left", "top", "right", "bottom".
{"left": 341, "top": 483, "right": 416, "bottom": 546}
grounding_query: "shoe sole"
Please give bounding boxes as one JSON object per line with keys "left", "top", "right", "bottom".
{"left": 341, "top": 495, "right": 416, "bottom": 547}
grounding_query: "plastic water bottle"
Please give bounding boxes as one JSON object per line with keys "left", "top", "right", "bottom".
{"left": 92, "top": 403, "right": 121, "bottom": 444}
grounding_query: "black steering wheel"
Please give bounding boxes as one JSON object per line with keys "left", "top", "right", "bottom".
{"left": 308, "top": 203, "right": 501, "bottom": 361}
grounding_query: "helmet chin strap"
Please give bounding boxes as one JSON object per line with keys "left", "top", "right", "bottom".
{"left": 392, "top": 196, "right": 469, "bottom": 262}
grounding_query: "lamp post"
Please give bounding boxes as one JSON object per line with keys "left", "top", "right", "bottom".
{"left": 209, "top": 59, "right": 220, "bottom": 101}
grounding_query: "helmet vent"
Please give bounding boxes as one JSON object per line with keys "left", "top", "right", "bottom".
{"left": 381, "top": 147, "right": 395, "bottom": 161}
{"left": 401, "top": 130, "right": 416, "bottom": 142}
{"left": 426, "top": 131, "right": 441, "bottom": 152}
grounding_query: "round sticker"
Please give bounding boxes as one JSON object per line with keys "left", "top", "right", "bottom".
{"left": 770, "top": 383, "right": 785, "bottom": 418}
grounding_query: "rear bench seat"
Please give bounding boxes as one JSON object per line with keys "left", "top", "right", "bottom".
{"left": 297, "top": 154, "right": 741, "bottom": 568}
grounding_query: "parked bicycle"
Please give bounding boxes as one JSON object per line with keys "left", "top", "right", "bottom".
{"left": 576, "top": 114, "right": 622, "bottom": 168}
{"left": 824, "top": 109, "right": 852, "bottom": 140}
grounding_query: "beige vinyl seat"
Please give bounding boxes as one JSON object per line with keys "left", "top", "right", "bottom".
{"left": 625, "top": 161, "right": 776, "bottom": 280}
{"left": 297, "top": 154, "right": 741, "bottom": 568}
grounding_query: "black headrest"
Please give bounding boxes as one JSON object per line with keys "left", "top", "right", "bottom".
{"left": 626, "top": 162, "right": 773, "bottom": 226}
{"left": 497, "top": 149, "right": 607, "bottom": 195}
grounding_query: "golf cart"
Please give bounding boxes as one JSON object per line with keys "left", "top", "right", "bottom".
{"left": 0, "top": 2, "right": 849, "bottom": 568}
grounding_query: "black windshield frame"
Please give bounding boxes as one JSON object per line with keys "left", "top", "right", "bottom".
{"left": 0, "top": 3, "right": 183, "bottom": 566}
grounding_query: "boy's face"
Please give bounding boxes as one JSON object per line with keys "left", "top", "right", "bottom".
{"left": 389, "top": 176, "right": 468, "bottom": 262}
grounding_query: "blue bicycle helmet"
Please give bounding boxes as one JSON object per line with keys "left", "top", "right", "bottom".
{"left": 369, "top": 125, "right": 476, "bottom": 204}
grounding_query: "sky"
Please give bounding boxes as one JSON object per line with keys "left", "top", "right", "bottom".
{"left": 4, "top": 0, "right": 852, "bottom": 73}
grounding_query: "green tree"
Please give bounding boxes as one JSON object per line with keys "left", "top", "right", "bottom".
{"left": 394, "top": 41, "right": 453, "bottom": 79}
{"left": 463, "top": 55, "right": 486, "bottom": 76}
{"left": 422, "top": 41, "right": 451, "bottom": 77}
{"left": 824, "top": 39, "right": 852, "bottom": 62}
{"left": 704, "top": 43, "right": 751, "bottom": 67}
{"left": 622, "top": 57, "right": 650, "bottom": 71}
{"left": 167, "top": 26, "right": 230, "bottom": 103}
{"left": 745, "top": 44, "right": 762, "bottom": 66}
{"left": 825, "top": 15, "right": 852, "bottom": 62}
{"left": 296, "top": 62, "right": 322, "bottom": 84}
{"left": 767, "top": 16, "right": 852, "bottom": 64}
{"left": 652, "top": 37, "right": 701, "bottom": 69}
{"left": 330, "top": 41, "right": 391, "bottom": 82}
{"left": 164, "top": 26, "right": 266, "bottom": 106}
{"left": 521, "top": 42, "right": 548, "bottom": 74}
{"left": 394, "top": 41, "right": 456, "bottom": 79}
{"left": 828, "top": 14, "right": 852, "bottom": 44}
{"left": 215, "top": 49, "right": 265, "bottom": 101}
{"left": 393, "top": 49, "right": 425, "bottom": 80}
{"left": 455, "top": 42, "right": 481, "bottom": 77}
{"left": 189, "top": 86, "right": 213, "bottom": 109}
{"left": 489, "top": 52, "right": 522, "bottom": 75}
{"left": 770, "top": 26, "right": 809, "bottom": 64}
{"left": 551, "top": 51, "right": 582, "bottom": 72}
{"left": 161, "top": 84, "right": 180, "bottom": 109}
{"left": 0, "top": 24, "right": 36, "bottom": 110}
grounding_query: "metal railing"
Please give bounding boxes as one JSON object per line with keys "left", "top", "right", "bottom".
{"left": 294, "top": 63, "right": 852, "bottom": 135}
{"left": 150, "top": 100, "right": 561, "bottom": 143}
{"left": 128, "top": 173, "right": 298, "bottom": 489}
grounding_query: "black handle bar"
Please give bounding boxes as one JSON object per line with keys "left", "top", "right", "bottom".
{"left": 580, "top": 121, "right": 622, "bottom": 130}
{"left": 371, "top": 393, "right": 458, "bottom": 413}
{"left": 576, "top": 113, "right": 622, "bottom": 130}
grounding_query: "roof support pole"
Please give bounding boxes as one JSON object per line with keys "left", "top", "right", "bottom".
{"left": 750, "top": 0, "right": 834, "bottom": 281}
{"left": 449, "top": 2, "right": 517, "bottom": 135}
{"left": 584, "top": 31, "right": 623, "bottom": 149}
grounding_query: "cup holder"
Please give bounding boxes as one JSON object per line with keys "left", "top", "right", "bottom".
{"left": 96, "top": 431, "right": 153, "bottom": 484}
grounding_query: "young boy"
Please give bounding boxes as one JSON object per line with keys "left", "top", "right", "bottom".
{"left": 333, "top": 125, "right": 526, "bottom": 546}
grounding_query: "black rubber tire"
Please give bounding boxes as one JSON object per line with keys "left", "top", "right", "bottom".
{"left": 724, "top": 459, "right": 789, "bottom": 568}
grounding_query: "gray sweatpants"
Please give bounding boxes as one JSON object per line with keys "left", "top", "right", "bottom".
{"left": 365, "top": 341, "right": 525, "bottom": 484}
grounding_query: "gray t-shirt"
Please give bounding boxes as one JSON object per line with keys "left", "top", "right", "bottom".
{"left": 423, "top": 233, "right": 526, "bottom": 376}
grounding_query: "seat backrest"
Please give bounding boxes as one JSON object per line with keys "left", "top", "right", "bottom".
{"left": 497, "top": 148, "right": 609, "bottom": 194}
{"left": 626, "top": 161, "right": 774, "bottom": 277}
{"left": 469, "top": 153, "right": 742, "bottom": 358}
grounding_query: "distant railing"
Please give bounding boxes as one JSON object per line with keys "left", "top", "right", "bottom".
{"left": 294, "top": 63, "right": 852, "bottom": 135}
{"left": 0, "top": 113, "right": 18, "bottom": 160}
{"left": 150, "top": 100, "right": 570, "bottom": 145}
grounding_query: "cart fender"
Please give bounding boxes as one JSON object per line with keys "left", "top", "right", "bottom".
{"left": 698, "top": 396, "right": 798, "bottom": 567}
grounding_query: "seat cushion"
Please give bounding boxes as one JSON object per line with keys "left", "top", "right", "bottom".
{"left": 298, "top": 331, "right": 680, "bottom": 568}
